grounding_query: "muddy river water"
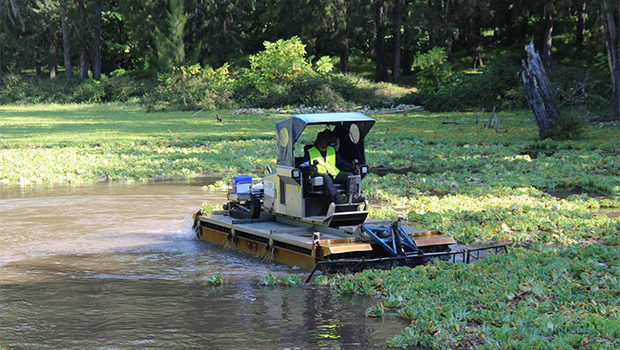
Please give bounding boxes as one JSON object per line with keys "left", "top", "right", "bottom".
{"left": 0, "top": 179, "right": 406, "bottom": 349}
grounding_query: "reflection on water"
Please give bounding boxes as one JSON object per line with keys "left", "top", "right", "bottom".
{"left": 1, "top": 180, "right": 405, "bottom": 349}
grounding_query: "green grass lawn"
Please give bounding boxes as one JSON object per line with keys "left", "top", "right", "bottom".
{"left": 2, "top": 103, "right": 618, "bottom": 348}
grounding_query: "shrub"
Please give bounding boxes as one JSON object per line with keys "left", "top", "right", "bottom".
{"left": 400, "top": 55, "right": 523, "bottom": 111}
{"left": 413, "top": 47, "right": 452, "bottom": 93}
{"left": 550, "top": 66, "right": 610, "bottom": 111}
{"left": 72, "top": 78, "right": 106, "bottom": 103}
{"left": 245, "top": 36, "right": 315, "bottom": 92}
{"left": 0, "top": 73, "right": 30, "bottom": 103}
{"left": 291, "top": 76, "right": 345, "bottom": 107}
{"left": 101, "top": 76, "right": 154, "bottom": 102}
{"left": 145, "top": 63, "right": 236, "bottom": 110}
{"left": 315, "top": 56, "right": 335, "bottom": 75}
{"left": 549, "top": 110, "right": 587, "bottom": 140}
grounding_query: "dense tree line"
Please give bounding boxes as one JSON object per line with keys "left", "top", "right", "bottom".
{"left": 0, "top": 0, "right": 618, "bottom": 117}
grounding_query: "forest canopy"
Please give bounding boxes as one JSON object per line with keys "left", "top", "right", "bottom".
{"left": 0, "top": 0, "right": 618, "bottom": 119}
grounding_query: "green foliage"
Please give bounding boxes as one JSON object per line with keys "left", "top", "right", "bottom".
{"left": 311, "top": 275, "right": 329, "bottom": 286}
{"left": 549, "top": 111, "right": 587, "bottom": 141}
{"left": 233, "top": 72, "right": 409, "bottom": 109}
{"left": 201, "top": 203, "right": 214, "bottom": 216}
{"left": 260, "top": 272, "right": 278, "bottom": 286}
{"left": 73, "top": 79, "right": 106, "bottom": 103}
{"left": 402, "top": 55, "right": 524, "bottom": 111}
{"left": 315, "top": 56, "right": 335, "bottom": 75}
{"left": 0, "top": 74, "right": 156, "bottom": 105}
{"left": 153, "top": 0, "right": 187, "bottom": 71}
{"left": 245, "top": 36, "right": 315, "bottom": 92}
{"left": 147, "top": 63, "right": 235, "bottom": 110}
{"left": 365, "top": 303, "right": 384, "bottom": 318}
{"left": 329, "top": 244, "right": 620, "bottom": 349}
{"left": 204, "top": 273, "right": 223, "bottom": 286}
{"left": 413, "top": 47, "right": 452, "bottom": 93}
{"left": 259, "top": 273, "right": 302, "bottom": 286}
{"left": 551, "top": 66, "right": 611, "bottom": 111}
{"left": 278, "top": 273, "right": 302, "bottom": 286}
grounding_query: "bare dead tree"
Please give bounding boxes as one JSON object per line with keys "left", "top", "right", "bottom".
{"left": 519, "top": 39, "right": 561, "bottom": 139}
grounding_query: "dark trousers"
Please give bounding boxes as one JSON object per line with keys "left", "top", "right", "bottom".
{"left": 317, "top": 172, "right": 352, "bottom": 201}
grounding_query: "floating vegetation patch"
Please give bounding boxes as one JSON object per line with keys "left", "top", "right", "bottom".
{"left": 259, "top": 272, "right": 302, "bottom": 286}
{"left": 327, "top": 244, "right": 620, "bottom": 349}
{"left": 260, "top": 272, "right": 278, "bottom": 286}
{"left": 278, "top": 274, "right": 302, "bottom": 286}
{"left": 365, "top": 303, "right": 384, "bottom": 318}
{"left": 204, "top": 273, "right": 223, "bottom": 286}
{"left": 311, "top": 275, "right": 329, "bottom": 286}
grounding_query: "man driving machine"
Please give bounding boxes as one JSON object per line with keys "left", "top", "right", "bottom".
{"left": 298, "top": 130, "right": 366, "bottom": 204}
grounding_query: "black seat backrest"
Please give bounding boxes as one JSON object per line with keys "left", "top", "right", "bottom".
{"left": 303, "top": 144, "right": 313, "bottom": 155}
{"left": 295, "top": 144, "right": 315, "bottom": 168}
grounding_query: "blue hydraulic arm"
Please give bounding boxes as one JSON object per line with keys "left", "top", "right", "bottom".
{"left": 361, "top": 218, "right": 421, "bottom": 256}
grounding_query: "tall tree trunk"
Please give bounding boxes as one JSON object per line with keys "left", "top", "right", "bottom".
{"left": 402, "top": 24, "right": 412, "bottom": 76}
{"left": 469, "top": 9, "right": 483, "bottom": 69}
{"left": 576, "top": 1, "right": 586, "bottom": 49}
{"left": 78, "top": 0, "right": 89, "bottom": 81}
{"left": 336, "top": 1, "right": 350, "bottom": 73}
{"left": 542, "top": 5, "right": 554, "bottom": 70}
{"left": 93, "top": 0, "right": 102, "bottom": 80}
{"left": 36, "top": 53, "right": 43, "bottom": 76}
{"left": 473, "top": 42, "right": 483, "bottom": 69}
{"left": 375, "top": 0, "right": 388, "bottom": 82}
{"left": 48, "top": 13, "right": 58, "bottom": 79}
{"left": 392, "top": 0, "right": 404, "bottom": 82}
{"left": 443, "top": 0, "right": 453, "bottom": 63}
{"left": 60, "top": 0, "right": 73, "bottom": 78}
{"left": 601, "top": 0, "right": 620, "bottom": 119}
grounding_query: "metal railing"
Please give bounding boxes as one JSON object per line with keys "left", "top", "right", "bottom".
{"left": 305, "top": 244, "right": 508, "bottom": 283}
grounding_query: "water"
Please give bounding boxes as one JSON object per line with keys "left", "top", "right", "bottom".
{"left": 0, "top": 180, "right": 406, "bottom": 349}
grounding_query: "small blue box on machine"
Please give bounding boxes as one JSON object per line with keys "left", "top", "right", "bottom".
{"left": 232, "top": 175, "right": 252, "bottom": 194}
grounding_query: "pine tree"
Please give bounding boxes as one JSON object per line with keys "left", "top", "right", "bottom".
{"left": 154, "top": 0, "right": 187, "bottom": 72}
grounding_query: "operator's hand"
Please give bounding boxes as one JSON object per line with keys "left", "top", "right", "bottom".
{"left": 310, "top": 165, "right": 318, "bottom": 174}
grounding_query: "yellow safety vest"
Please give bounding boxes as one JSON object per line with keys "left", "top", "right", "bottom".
{"left": 308, "top": 146, "right": 340, "bottom": 177}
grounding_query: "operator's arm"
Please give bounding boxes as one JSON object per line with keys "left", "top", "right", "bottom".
{"left": 298, "top": 154, "right": 312, "bottom": 173}
{"left": 335, "top": 153, "right": 353, "bottom": 170}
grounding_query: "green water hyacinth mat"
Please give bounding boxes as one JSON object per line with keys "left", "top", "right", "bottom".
{"left": 327, "top": 244, "right": 619, "bottom": 349}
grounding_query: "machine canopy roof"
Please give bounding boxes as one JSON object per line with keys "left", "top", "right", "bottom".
{"left": 275, "top": 112, "right": 376, "bottom": 167}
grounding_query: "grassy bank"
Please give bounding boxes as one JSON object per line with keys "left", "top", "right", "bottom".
{"left": 2, "top": 104, "right": 618, "bottom": 348}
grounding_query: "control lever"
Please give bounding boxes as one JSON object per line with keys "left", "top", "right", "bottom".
{"left": 312, "top": 160, "right": 319, "bottom": 175}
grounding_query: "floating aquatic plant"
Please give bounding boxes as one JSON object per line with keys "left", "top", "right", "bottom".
{"left": 329, "top": 243, "right": 620, "bottom": 349}
{"left": 365, "top": 302, "right": 384, "bottom": 318}
{"left": 278, "top": 273, "right": 302, "bottom": 286}
{"left": 204, "top": 273, "right": 223, "bottom": 286}
{"left": 201, "top": 203, "right": 214, "bottom": 216}
{"left": 259, "top": 272, "right": 277, "bottom": 286}
{"left": 311, "top": 275, "right": 329, "bottom": 286}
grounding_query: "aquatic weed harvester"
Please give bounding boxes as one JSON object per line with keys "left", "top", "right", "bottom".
{"left": 193, "top": 112, "right": 506, "bottom": 281}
